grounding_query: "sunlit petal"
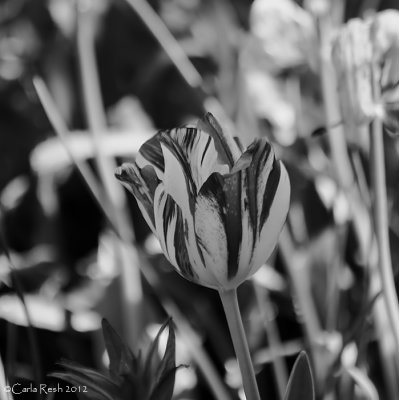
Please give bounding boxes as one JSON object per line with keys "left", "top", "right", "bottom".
{"left": 249, "top": 161, "right": 290, "bottom": 274}
{"left": 115, "top": 162, "right": 156, "bottom": 232}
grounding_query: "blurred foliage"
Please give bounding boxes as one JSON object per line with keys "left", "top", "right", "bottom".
{"left": 1, "top": 0, "right": 399, "bottom": 399}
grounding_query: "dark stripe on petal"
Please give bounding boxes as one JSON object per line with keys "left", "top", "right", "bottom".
{"left": 223, "top": 172, "right": 242, "bottom": 279}
{"left": 115, "top": 163, "right": 156, "bottom": 228}
{"left": 246, "top": 140, "right": 272, "bottom": 238}
{"left": 139, "top": 132, "right": 165, "bottom": 172}
{"left": 198, "top": 170, "right": 242, "bottom": 280}
{"left": 200, "top": 136, "right": 212, "bottom": 165}
{"left": 196, "top": 173, "right": 225, "bottom": 258}
{"left": 160, "top": 132, "right": 197, "bottom": 198}
{"left": 197, "top": 113, "right": 235, "bottom": 167}
{"left": 163, "top": 195, "right": 177, "bottom": 245}
{"left": 260, "top": 158, "right": 281, "bottom": 229}
{"left": 174, "top": 207, "right": 197, "bottom": 280}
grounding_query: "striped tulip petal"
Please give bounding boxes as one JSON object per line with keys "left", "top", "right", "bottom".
{"left": 170, "top": 127, "right": 229, "bottom": 190}
{"left": 195, "top": 173, "right": 229, "bottom": 287}
{"left": 115, "top": 113, "right": 290, "bottom": 291}
{"left": 115, "top": 163, "right": 157, "bottom": 232}
{"left": 136, "top": 131, "right": 165, "bottom": 179}
{"left": 249, "top": 161, "right": 290, "bottom": 276}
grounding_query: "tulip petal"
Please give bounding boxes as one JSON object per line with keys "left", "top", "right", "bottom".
{"left": 260, "top": 158, "right": 282, "bottom": 228}
{"left": 250, "top": 161, "right": 290, "bottom": 274}
{"left": 170, "top": 127, "right": 229, "bottom": 190}
{"left": 115, "top": 163, "right": 156, "bottom": 232}
{"left": 159, "top": 134, "right": 196, "bottom": 217}
{"left": 153, "top": 183, "right": 215, "bottom": 287}
{"left": 153, "top": 186, "right": 178, "bottom": 268}
{"left": 221, "top": 172, "right": 243, "bottom": 279}
{"left": 136, "top": 132, "right": 165, "bottom": 179}
{"left": 195, "top": 173, "right": 228, "bottom": 287}
{"left": 240, "top": 139, "right": 274, "bottom": 240}
{"left": 197, "top": 113, "right": 240, "bottom": 167}
{"left": 173, "top": 208, "right": 199, "bottom": 281}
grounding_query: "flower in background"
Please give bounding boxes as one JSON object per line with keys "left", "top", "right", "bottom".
{"left": 239, "top": 0, "right": 322, "bottom": 146}
{"left": 331, "top": 18, "right": 376, "bottom": 127}
{"left": 331, "top": 10, "right": 399, "bottom": 135}
{"left": 249, "top": 0, "right": 317, "bottom": 73}
{"left": 371, "top": 9, "right": 399, "bottom": 134}
{"left": 52, "top": 319, "right": 179, "bottom": 400}
{"left": 115, "top": 113, "right": 290, "bottom": 290}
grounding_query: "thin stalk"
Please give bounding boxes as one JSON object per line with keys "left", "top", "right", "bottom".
{"left": 369, "top": 97, "right": 399, "bottom": 354}
{"left": 279, "top": 229, "right": 321, "bottom": 356}
{"left": 122, "top": 0, "right": 235, "bottom": 135}
{"left": 33, "top": 78, "right": 117, "bottom": 232}
{"left": 219, "top": 288, "right": 261, "bottom": 400}
{"left": 254, "top": 283, "right": 288, "bottom": 400}
{"left": 318, "top": 14, "right": 372, "bottom": 263}
{"left": 76, "top": 0, "right": 143, "bottom": 351}
{"left": 318, "top": 16, "right": 354, "bottom": 191}
{"left": 0, "top": 221, "right": 41, "bottom": 400}
{"left": 0, "top": 353, "right": 13, "bottom": 400}
{"left": 123, "top": 0, "right": 202, "bottom": 88}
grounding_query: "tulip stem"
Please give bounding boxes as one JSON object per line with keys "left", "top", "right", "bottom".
{"left": 219, "top": 288, "right": 261, "bottom": 400}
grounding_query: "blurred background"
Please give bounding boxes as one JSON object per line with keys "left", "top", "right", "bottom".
{"left": 1, "top": 0, "right": 399, "bottom": 399}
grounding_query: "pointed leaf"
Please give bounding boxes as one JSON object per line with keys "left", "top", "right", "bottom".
{"left": 284, "top": 352, "right": 315, "bottom": 400}
{"left": 101, "top": 319, "right": 135, "bottom": 379}
{"left": 153, "top": 319, "right": 176, "bottom": 400}
{"left": 149, "top": 366, "right": 186, "bottom": 400}
{"left": 143, "top": 318, "right": 172, "bottom": 383}
{"left": 50, "top": 361, "right": 117, "bottom": 400}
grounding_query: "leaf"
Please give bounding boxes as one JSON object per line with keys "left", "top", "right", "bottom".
{"left": 284, "top": 352, "right": 315, "bottom": 400}
{"left": 101, "top": 319, "right": 135, "bottom": 379}
{"left": 143, "top": 318, "right": 173, "bottom": 381}
{"left": 149, "top": 366, "right": 185, "bottom": 400}
{"left": 152, "top": 319, "right": 177, "bottom": 400}
{"left": 50, "top": 360, "right": 117, "bottom": 400}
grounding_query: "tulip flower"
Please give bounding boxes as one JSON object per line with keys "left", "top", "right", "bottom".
{"left": 250, "top": 0, "right": 317, "bottom": 72}
{"left": 331, "top": 11, "right": 399, "bottom": 136}
{"left": 115, "top": 113, "right": 290, "bottom": 291}
{"left": 331, "top": 18, "right": 376, "bottom": 128}
{"left": 371, "top": 10, "right": 399, "bottom": 134}
{"left": 115, "top": 113, "right": 290, "bottom": 400}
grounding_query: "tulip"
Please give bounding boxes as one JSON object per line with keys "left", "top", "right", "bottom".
{"left": 370, "top": 10, "right": 399, "bottom": 134}
{"left": 331, "top": 12, "right": 399, "bottom": 135}
{"left": 116, "top": 113, "right": 290, "bottom": 400}
{"left": 249, "top": 0, "right": 317, "bottom": 72}
{"left": 331, "top": 18, "right": 376, "bottom": 128}
{"left": 115, "top": 113, "right": 290, "bottom": 291}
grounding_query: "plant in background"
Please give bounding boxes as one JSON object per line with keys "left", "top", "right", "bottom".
{"left": 371, "top": 9, "right": 399, "bottom": 134}
{"left": 249, "top": 0, "right": 317, "bottom": 73}
{"left": 332, "top": 10, "right": 399, "bottom": 137}
{"left": 52, "top": 319, "right": 180, "bottom": 400}
{"left": 115, "top": 112, "right": 290, "bottom": 400}
{"left": 332, "top": 18, "right": 375, "bottom": 128}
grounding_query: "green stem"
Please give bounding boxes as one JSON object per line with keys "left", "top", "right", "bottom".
{"left": 370, "top": 56, "right": 399, "bottom": 357}
{"left": 219, "top": 288, "right": 261, "bottom": 400}
{"left": 370, "top": 115, "right": 399, "bottom": 354}
{"left": 254, "top": 283, "right": 288, "bottom": 400}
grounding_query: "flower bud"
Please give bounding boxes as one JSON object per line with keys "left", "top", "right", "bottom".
{"left": 116, "top": 114, "right": 290, "bottom": 290}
